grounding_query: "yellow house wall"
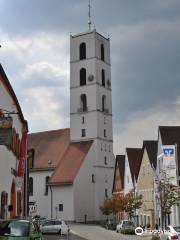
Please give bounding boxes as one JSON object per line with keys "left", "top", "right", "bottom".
{"left": 136, "top": 148, "right": 155, "bottom": 228}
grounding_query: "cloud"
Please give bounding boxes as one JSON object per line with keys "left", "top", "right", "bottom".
{"left": 113, "top": 98, "right": 180, "bottom": 155}
{"left": 22, "top": 87, "right": 69, "bottom": 132}
{"left": 0, "top": 30, "right": 70, "bottom": 132}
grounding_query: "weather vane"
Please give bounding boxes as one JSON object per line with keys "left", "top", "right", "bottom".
{"left": 88, "top": 0, "right": 92, "bottom": 31}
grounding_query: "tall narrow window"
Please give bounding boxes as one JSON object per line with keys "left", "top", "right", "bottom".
{"left": 45, "top": 176, "right": 50, "bottom": 195}
{"left": 104, "top": 156, "right": 107, "bottom": 165}
{"left": 92, "top": 174, "right": 95, "bottom": 183}
{"left": 28, "top": 149, "right": 34, "bottom": 169}
{"left": 29, "top": 177, "right": 33, "bottom": 196}
{"left": 101, "top": 44, "right": 104, "bottom": 61}
{"left": 80, "top": 42, "right": 86, "bottom": 60}
{"left": 104, "top": 129, "right": 107, "bottom": 138}
{"left": 102, "top": 69, "right": 105, "bottom": 86}
{"left": 82, "top": 116, "right": 85, "bottom": 124}
{"left": 80, "top": 94, "right": 87, "bottom": 112}
{"left": 80, "top": 68, "right": 86, "bottom": 86}
{"left": 102, "top": 95, "right": 106, "bottom": 112}
{"left": 81, "top": 129, "right": 86, "bottom": 137}
{"left": 105, "top": 189, "right": 108, "bottom": 198}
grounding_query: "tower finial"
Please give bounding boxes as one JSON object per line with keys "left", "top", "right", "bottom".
{"left": 88, "top": 0, "right": 92, "bottom": 31}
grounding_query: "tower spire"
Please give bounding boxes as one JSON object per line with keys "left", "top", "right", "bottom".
{"left": 88, "top": 0, "right": 92, "bottom": 31}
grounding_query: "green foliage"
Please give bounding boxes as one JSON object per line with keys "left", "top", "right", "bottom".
{"left": 159, "top": 180, "right": 180, "bottom": 215}
{"left": 99, "top": 198, "right": 112, "bottom": 217}
{"left": 124, "top": 190, "right": 143, "bottom": 219}
{"left": 151, "top": 235, "right": 160, "bottom": 240}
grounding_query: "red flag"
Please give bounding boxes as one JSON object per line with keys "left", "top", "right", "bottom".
{"left": 17, "top": 130, "right": 27, "bottom": 177}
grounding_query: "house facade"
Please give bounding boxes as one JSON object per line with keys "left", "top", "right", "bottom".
{"left": 136, "top": 141, "right": 157, "bottom": 228}
{"left": 0, "top": 64, "right": 28, "bottom": 219}
{"left": 28, "top": 29, "right": 115, "bottom": 222}
{"left": 155, "top": 126, "right": 180, "bottom": 227}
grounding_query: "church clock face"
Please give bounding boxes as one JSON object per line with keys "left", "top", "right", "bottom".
{"left": 88, "top": 74, "right": 94, "bottom": 82}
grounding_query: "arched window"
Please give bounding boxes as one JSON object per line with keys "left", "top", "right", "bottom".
{"left": 79, "top": 42, "right": 86, "bottom": 60}
{"left": 80, "top": 68, "right": 86, "bottom": 86}
{"left": 45, "top": 176, "right": 50, "bottom": 195}
{"left": 80, "top": 94, "right": 87, "bottom": 112}
{"left": 29, "top": 177, "right": 33, "bottom": 196}
{"left": 102, "top": 69, "right": 105, "bottom": 86}
{"left": 101, "top": 44, "right": 104, "bottom": 61}
{"left": 102, "top": 95, "right": 106, "bottom": 112}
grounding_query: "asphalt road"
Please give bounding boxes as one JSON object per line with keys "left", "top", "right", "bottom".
{"left": 43, "top": 223, "right": 152, "bottom": 240}
{"left": 43, "top": 233, "right": 87, "bottom": 240}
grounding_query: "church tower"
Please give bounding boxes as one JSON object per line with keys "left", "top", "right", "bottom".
{"left": 70, "top": 29, "right": 115, "bottom": 220}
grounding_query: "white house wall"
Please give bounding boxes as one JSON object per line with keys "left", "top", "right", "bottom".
{"left": 124, "top": 153, "right": 134, "bottom": 195}
{"left": 29, "top": 170, "right": 53, "bottom": 218}
{"left": 74, "top": 140, "right": 114, "bottom": 222}
{"left": 0, "top": 76, "right": 24, "bottom": 218}
{"left": 51, "top": 185, "right": 74, "bottom": 221}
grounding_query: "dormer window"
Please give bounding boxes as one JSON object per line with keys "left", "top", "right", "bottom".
{"left": 80, "top": 42, "right": 86, "bottom": 60}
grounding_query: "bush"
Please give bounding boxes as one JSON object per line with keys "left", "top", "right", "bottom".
{"left": 120, "top": 229, "right": 135, "bottom": 235}
{"left": 151, "top": 235, "right": 160, "bottom": 240}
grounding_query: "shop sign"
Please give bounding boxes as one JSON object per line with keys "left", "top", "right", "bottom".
{"left": 0, "top": 116, "right": 13, "bottom": 145}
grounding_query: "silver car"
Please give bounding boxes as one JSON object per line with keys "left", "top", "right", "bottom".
{"left": 40, "top": 219, "right": 70, "bottom": 235}
{"left": 160, "top": 226, "right": 180, "bottom": 240}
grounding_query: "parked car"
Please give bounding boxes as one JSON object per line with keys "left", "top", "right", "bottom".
{"left": 40, "top": 219, "right": 69, "bottom": 235}
{"left": 0, "top": 219, "right": 43, "bottom": 239}
{"left": 160, "top": 226, "right": 180, "bottom": 240}
{"left": 116, "top": 220, "right": 135, "bottom": 233}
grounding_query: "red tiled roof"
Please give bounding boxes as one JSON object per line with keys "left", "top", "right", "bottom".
{"left": 143, "top": 140, "right": 158, "bottom": 169}
{"left": 49, "top": 141, "right": 93, "bottom": 185}
{"left": 27, "top": 129, "right": 70, "bottom": 169}
{"left": 27, "top": 129, "right": 93, "bottom": 185}
{"left": 126, "top": 148, "right": 143, "bottom": 182}
{"left": 112, "top": 155, "right": 125, "bottom": 193}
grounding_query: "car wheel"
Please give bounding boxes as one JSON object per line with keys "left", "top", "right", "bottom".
{"left": 59, "top": 229, "right": 61, "bottom": 235}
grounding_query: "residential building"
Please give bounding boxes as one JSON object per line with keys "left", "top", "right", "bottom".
{"left": 124, "top": 148, "right": 142, "bottom": 195}
{"left": 0, "top": 64, "right": 28, "bottom": 219}
{"left": 112, "top": 155, "right": 125, "bottom": 221}
{"left": 155, "top": 126, "right": 180, "bottom": 227}
{"left": 136, "top": 140, "right": 157, "bottom": 228}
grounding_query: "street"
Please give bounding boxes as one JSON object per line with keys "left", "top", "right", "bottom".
{"left": 43, "top": 223, "right": 152, "bottom": 240}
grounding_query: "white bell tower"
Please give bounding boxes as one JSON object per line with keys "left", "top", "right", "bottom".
{"left": 70, "top": 29, "right": 115, "bottom": 220}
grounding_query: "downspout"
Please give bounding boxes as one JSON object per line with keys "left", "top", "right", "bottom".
{"left": 50, "top": 186, "right": 53, "bottom": 218}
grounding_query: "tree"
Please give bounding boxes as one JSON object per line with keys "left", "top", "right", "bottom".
{"left": 124, "top": 190, "right": 143, "bottom": 220}
{"left": 99, "top": 197, "right": 112, "bottom": 220}
{"left": 158, "top": 179, "right": 180, "bottom": 228}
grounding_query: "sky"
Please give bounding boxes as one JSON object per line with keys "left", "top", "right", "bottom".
{"left": 0, "top": 0, "right": 180, "bottom": 155}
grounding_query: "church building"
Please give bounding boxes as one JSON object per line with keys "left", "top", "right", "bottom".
{"left": 28, "top": 29, "right": 115, "bottom": 222}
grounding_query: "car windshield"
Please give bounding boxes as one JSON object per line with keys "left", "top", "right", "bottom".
{"left": 173, "top": 226, "right": 180, "bottom": 232}
{"left": 0, "top": 220, "right": 30, "bottom": 237}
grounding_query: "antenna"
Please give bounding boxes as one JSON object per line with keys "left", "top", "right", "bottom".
{"left": 88, "top": 0, "right": 92, "bottom": 31}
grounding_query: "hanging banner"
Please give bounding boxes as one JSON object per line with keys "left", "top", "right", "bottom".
{"left": 0, "top": 116, "right": 13, "bottom": 145}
